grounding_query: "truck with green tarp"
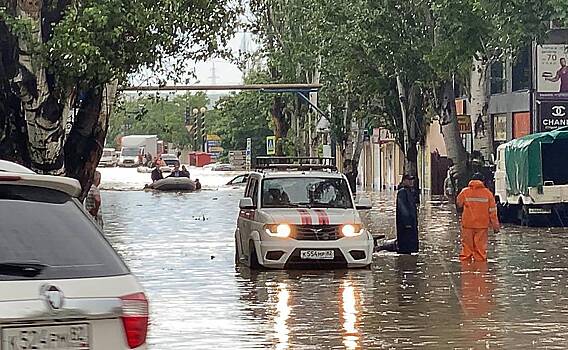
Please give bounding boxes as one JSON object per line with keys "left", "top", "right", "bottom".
{"left": 494, "top": 127, "right": 568, "bottom": 226}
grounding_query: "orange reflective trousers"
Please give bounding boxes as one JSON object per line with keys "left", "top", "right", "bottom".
{"left": 459, "top": 228, "right": 488, "bottom": 262}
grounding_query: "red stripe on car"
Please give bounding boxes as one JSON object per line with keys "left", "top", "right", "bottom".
{"left": 297, "top": 209, "right": 312, "bottom": 225}
{"left": 314, "top": 209, "right": 330, "bottom": 225}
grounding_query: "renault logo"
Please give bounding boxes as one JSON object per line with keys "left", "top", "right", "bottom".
{"left": 552, "top": 105, "right": 566, "bottom": 117}
{"left": 41, "top": 285, "right": 65, "bottom": 310}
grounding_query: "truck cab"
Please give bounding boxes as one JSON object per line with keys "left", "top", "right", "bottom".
{"left": 118, "top": 135, "right": 158, "bottom": 167}
{"left": 118, "top": 146, "right": 143, "bottom": 167}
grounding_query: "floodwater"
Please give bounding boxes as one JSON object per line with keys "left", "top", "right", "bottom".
{"left": 99, "top": 168, "right": 568, "bottom": 349}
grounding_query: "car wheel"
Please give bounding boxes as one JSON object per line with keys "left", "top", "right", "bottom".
{"left": 520, "top": 205, "right": 531, "bottom": 227}
{"left": 249, "top": 241, "right": 260, "bottom": 269}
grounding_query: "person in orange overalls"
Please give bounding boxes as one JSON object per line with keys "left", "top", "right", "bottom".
{"left": 456, "top": 173, "right": 500, "bottom": 262}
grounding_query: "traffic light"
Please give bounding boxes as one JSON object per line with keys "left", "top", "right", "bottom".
{"left": 184, "top": 107, "right": 190, "bottom": 125}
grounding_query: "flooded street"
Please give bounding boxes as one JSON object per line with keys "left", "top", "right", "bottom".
{"left": 99, "top": 168, "right": 568, "bottom": 349}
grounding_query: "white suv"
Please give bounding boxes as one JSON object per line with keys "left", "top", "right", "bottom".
{"left": 235, "top": 166, "right": 374, "bottom": 269}
{"left": 0, "top": 160, "right": 148, "bottom": 349}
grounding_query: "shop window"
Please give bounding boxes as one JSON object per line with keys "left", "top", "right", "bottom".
{"left": 493, "top": 114, "right": 507, "bottom": 148}
{"left": 491, "top": 61, "right": 506, "bottom": 94}
{"left": 512, "top": 47, "right": 530, "bottom": 91}
{"left": 513, "top": 112, "right": 531, "bottom": 138}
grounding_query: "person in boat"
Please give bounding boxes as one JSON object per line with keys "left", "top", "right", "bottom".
{"left": 167, "top": 162, "right": 184, "bottom": 178}
{"left": 151, "top": 166, "right": 163, "bottom": 182}
{"left": 195, "top": 179, "right": 202, "bottom": 190}
{"left": 181, "top": 165, "right": 190, "bottom": 178}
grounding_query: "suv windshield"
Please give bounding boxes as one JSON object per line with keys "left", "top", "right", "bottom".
{"left": 262, "top": 177, "right": 353, "bottom": 209}
{"left": 0, "top": 185, "right": 129, "bottom": 281}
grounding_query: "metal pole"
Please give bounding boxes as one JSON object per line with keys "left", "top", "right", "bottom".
{"left": 121, "top": 83, "right": 322, "bottom": 92}
{"left": 193, "top": 112, "right": 199, "bottom": 151}
{"left": 201, "top": 112, "right": 206, "bottom": 152}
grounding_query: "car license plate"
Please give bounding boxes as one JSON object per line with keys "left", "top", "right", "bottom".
{"left": 300, "top": 250, "right": 334, "bottom": 260}
{"left": 2, "top": 323, "right": 90, "bottom": 350}
{"left": 528, "top": 208, "right": 551, "bottom": 214}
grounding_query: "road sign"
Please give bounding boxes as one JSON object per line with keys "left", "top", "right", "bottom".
{"left": 246, "top": 138, "right": 252, "bottom": 171}
{"left": 266, "top": 136, "right": 276, "bottom": 155}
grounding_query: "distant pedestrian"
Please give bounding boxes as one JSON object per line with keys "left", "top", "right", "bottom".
{"left": 85, "top": 171, "right": 104, "bottom": 229}
{"left": 457, "top": 173, "right": 500, "bottom": 262}
{"left": 343, "top": 159, "right": 358, "bottom": 196}
{"left": 375, "top": 174, "right": 419, "bottom": 254}
{"left": 195, "top": 178, "right": 202, "bottom": 190}
{"left": 181, "top": 165, "right": 190, "bottom": 178}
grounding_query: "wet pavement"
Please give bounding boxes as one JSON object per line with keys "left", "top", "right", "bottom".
{"left": 99, "top": 168, "right": 568, "bottom": 349}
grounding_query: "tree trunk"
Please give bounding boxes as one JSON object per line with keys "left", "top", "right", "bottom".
{"left": 308, "top": 58, "right": 321, "bottom": 157}
{"left": 270, "top": 95, "right": 288, "bottom": 156}
{"left": 0, "top": 3, "right": 118, "bottom": 199}
{"left": 440, "top": 79, "right": 469, "bottom": 190}
{"left": 470, "top": 55, "right": 493, "bottom": 160}
{"left": 351, "top": 121, "right": 365, "bottom": 170}
{"left": 396, "top": 74, "right": 410, "bottom": 155}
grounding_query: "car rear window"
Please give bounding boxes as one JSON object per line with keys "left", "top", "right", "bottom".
{"left": 0, "top": 185, "right": 129, "bottom": 281}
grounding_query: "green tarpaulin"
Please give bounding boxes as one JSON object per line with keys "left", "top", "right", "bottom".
{"left": 505, "top": 127, "right": 568, "bottom": 196}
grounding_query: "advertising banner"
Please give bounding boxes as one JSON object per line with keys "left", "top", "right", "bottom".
{"left": 536, "top": 44, "right": 568, "bottom": 97}
{"left": 538, "top": 100, "right": 568, "bottom": 131}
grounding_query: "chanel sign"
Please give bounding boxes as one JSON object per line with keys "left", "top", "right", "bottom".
{"left": 539, "top": 101, "right": 568, "bottom": 131}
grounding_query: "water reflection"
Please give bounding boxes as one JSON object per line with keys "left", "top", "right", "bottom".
{"left": 340, "top": 281, "right": 360, "bottom": 350}
{"left": 460, "top": 261, "right": 495, "bottom": 319}
{"left": 274, "top": 283, "right": 290, "bottom": 350}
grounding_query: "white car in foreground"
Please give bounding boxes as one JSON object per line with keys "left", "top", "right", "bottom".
{"left": 235, "top": 169, "right": 374, "bottom": 269}
{"left": 0, "top": 160, "right": 148, "bottom": 349}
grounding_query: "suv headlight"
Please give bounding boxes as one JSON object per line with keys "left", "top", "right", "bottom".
{"left": 341, "top": 224, "right": 362, "bottom": 237}
{"left": 265, "top": 224, "right": 292, "bottom": 238}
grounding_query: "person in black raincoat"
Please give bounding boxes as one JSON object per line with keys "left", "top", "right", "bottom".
{"left": 375, "top": 174, "right": 419, "bottom": 254}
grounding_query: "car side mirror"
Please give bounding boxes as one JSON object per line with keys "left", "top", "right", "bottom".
{"left": 356, "top": 198, "right": 372, "bottom": 210}
{"left": 239, "top": 198, "right": 255, "bottom": 209}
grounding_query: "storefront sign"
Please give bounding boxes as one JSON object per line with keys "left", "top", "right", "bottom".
{"left": 536, "top": 44, "right": 568, "bottom": 96}
{"left": 246, "top": 138, "right": 251, "bottom": 171}
{"left": 493, "top": 114, "right": 507, "bottom": 141}
{"left": 457, "top": 115, "right": 472, "bottom": 134}
{"left": 378, "top": 128, "right": 395, "bottom": 143}
{"left": 539, "top": 100, "right": 568, "bottom": 131}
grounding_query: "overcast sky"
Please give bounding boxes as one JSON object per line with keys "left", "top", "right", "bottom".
{"left": 129, "top": 32, "right": 255, "bottom": 88}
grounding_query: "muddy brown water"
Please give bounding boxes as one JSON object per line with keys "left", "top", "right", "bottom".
{"left": 100, "top": 169, "right": 568, "bottom": 349}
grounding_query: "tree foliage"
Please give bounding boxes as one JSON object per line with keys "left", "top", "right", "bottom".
{"left": 208, "top": 72, "right": 273, "bottom": 158}
{"left": 108, "top": 93, "right": 209, "bottom": 149}
{"left": 0, "top": 0, "right": 239, "bottom": 195}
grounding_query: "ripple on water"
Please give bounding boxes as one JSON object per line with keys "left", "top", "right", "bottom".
{"left": 99, "top": 180, "right": 568, "bottom": 349}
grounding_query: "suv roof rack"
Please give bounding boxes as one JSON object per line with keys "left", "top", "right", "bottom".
{"left": 255, "top": 156, "right": 337, "bottom": 172}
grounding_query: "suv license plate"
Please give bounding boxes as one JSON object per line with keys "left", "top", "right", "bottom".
{"left": 2, "top": 323, "right": 90, "bottom": 350}
{"left": 300, "top": 250, "right": 334, "bottom": 260}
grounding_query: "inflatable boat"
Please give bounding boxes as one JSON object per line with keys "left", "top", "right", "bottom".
{"left": 146, "top": 177, "right": 196, "bottom": 191}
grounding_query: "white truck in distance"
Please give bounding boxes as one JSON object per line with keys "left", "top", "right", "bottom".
{"left": 494, "top": 128, "right": 568, "bottom": 226}
{"left": 118, "top": 135, "right": 158, "bottom": 167}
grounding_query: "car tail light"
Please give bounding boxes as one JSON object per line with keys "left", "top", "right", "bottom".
{"left": 120, "top": 292, "right": 149, "bottom": 349}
